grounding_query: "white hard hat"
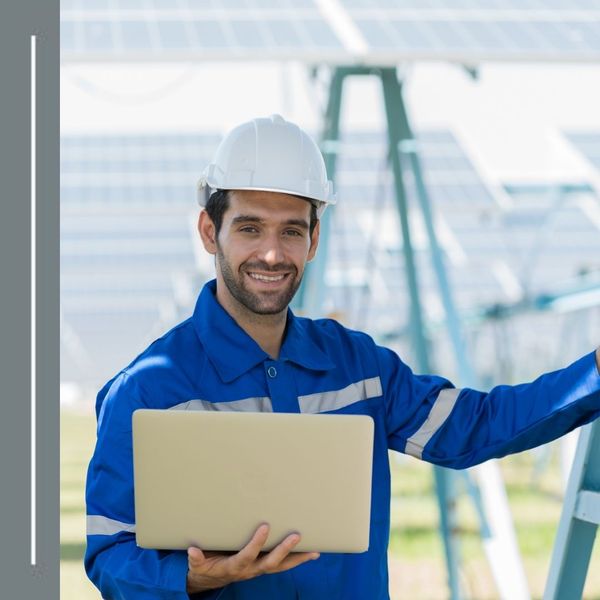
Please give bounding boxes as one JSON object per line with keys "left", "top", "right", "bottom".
{"left": 198, "top": 114, "right": 335, "bottom": 217}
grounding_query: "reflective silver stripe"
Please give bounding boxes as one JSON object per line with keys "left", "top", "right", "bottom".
{"left": 87, "top": 515, "right": 135, "bottom": 536}
{"left": 298, "top": 376, "right": 382, "bottom": 414}
{"left": 169, "top": 396, "right": 273, "bottom": 412}
{"left": 405, "top": 388, "right": 461, "bottom": 459}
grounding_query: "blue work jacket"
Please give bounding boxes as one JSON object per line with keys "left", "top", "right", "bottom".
{"left": 86, "top": 279, "right": 600, "bottom": 599}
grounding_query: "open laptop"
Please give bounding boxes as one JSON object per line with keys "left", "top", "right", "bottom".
{"left": 132, "top": 409, "right": 374, "bottom": 553}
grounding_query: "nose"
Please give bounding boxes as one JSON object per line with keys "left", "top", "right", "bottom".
{"left": 257, "top": 233, "right": 285, "bottom": 267}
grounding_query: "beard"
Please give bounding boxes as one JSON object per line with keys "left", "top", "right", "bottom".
{"left": 216, "top": 245, "right": 303, "bottom": 316}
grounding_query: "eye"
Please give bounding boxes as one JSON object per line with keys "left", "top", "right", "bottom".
{"left": 239, "top": 225, "right": 258, "bottom": 234}
{"left": 284, "top": 229, "right": 303, "bottom": 237}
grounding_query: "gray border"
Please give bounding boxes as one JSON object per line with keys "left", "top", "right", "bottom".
{"left": 0, "top": 1, "right": 59, "bottom": 596}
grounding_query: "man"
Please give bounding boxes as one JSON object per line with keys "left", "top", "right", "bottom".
{"left": 86, "top": 114, "right": 600, "bottom": 599}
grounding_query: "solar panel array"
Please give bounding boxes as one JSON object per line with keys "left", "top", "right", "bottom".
{"left": 565, "top": 132, "right": 600, "bottom": 171}
{"left": 60, "top": 128, "right": 600, "bottom": 387}
{"left": 61, "top": 133, "right": 217, "bottom": 384}
{"left": 60, "top": 0, "right": 600, "bottom": 63}
{"left": 60, "top": 0, "right": 344, "bottom": 62}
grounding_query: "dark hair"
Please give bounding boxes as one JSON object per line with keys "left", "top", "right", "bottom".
{"left": 205, "top": 189, "right": 318, "bottom": 237}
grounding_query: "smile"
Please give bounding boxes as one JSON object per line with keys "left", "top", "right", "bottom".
{"left": 247, "top": 272, "right": 287, "bottom": 283}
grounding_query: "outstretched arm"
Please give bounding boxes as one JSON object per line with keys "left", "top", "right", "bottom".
{"left": 380, "top": 348, "right": 600, "bottom": 470}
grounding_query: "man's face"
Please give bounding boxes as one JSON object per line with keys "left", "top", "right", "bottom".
{"left": 199, "top": 190, "right": 319, "bottom": 317}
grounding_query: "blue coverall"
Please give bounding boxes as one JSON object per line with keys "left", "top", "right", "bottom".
{"left": 86, "top": 279, "right": 600, "bottom": 599}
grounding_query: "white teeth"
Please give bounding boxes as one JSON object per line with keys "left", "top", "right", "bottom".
{"left": 248, "top": 272, "right": 286, "bottom": 282}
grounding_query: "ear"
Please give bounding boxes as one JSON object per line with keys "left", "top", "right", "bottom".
{"left": 198, "top": 210, "right": 217, "bottom": 255}
{"left": 306, "top": 219, "right": 320, "bottom": 263}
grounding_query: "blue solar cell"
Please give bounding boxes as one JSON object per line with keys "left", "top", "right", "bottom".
{"left": 419, "top": 131, "right": 457, "bottom": 144}
{"left": 421, "top": 21, "right": 477, "bottom": 50}
{"left": 445, "top": 0, "right": 494, "bottom": 7}
{"left": 543, "top": 0, "right": 600, "bottom": 7}
{"left": 421, "top": 154, "right": 471, "bottom": 172}
{"left": 340, "top": 0, "right": 375, "bottom": 6}
{"left": 418, "top": 0, "right": 465, "bottom": 7}
{"left": 151, "top": 0, "right": 182, "bottom": 7}
{"left": 61, "top": 20, "right": 78, "bottom": 51}
{"left": 82, "top": 21, "right": 115, "bottom": 51}
{"left": 265, "top": 20, "right": 304, "bottom": 48}
{"left": 493, "top": 21, "right": 549, "bottom": 51}
{"left": 457, "top": 21, "right": 512, "bottom": 51}
{"left": 356, "top": 19, "right": 395, "bottom": 49}
{"left": 119, "top": 21, "right": 153, "bottom": 50}
{"left": 388, "top": 20, "right": 439, "bottom": 50}
{"left": 116, "top": 0, "right": 154, "bottom": 7}
{"left": 212, "top": 0, "right": 251, "bottom": 8}
{"left": 77, "top": 0, "right": 111, "bottom": 8}
{"left": 156, "top": 21, "right": 191, "bottom": 49}
{"left": 525, "top": 21, "right": 578, "bottom": 51}
{"left": 567, "top": 133, "right": 600, "bottom": 168}
{"left": 302, "top": 19, "right": 341, "bottom": 47}
{"left": 229, "top": 20, "right": 267, "bottom": 47}
{"left": 189, "top": 20, "right": 229, "bottom": 47}
{"left": 248, "top": 0, "right": 295, "bottom": 7}
{"left": 285, "top": 0, "right": 317, "bottom": 6}
{"left": 572, "top": 22, "right": 600, "bottom": 51}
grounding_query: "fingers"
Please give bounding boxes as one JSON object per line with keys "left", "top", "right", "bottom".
{"left": 230, "top": 523, "right": 270, "bottom": 571}
{"left": 187, "top": 546, "right": 206, "bottom": 567}
{"left": 257, "top": 533, "right": 320, "bottom": 574}
{"left": 276, "top": 551, "right": 320, "bottom": 572}
{"left": 257, "top": 532, "right": 299, "bottom": 572}
{"left": 187, "top": 526, "right": 320, "bottom": 585}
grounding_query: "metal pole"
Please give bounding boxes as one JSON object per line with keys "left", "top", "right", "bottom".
{"left": 388, "top": 68, "right": 529, "bottom": 600}
{"left": 380, "top": 67, "right": 462, "bottom": 600}
{"left": 307, "top": 65, "right": 532, "bottom": 600}
{"left": 380, "top": 69, "right": 430, "bottom": 371}
{"left": 295, "top": 67, "right": 345, "bottom": 317}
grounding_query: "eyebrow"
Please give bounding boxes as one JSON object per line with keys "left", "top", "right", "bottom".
{"left": 231, "top": 215, "right": 310, "bottom": 230}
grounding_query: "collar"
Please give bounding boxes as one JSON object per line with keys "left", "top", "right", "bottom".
{"left": 193, "top": 279, "right": 335, "bottom": 382}
{"left": 279, "top": 311, "right": 336, "bottom": 372}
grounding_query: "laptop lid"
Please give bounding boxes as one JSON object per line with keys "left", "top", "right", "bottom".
{"left": 132, "top": 409, "right": 374, "bottom": 553}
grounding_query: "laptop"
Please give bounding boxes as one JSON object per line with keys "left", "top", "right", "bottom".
{"left": 132, "top": 409, "right": 374, "bottom": 553}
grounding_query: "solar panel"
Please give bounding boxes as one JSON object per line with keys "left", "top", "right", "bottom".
{"left": 60, "top": 0, "right": 600, "bottom": 63}
{"left": 60, "top": 0, "right": 346, "bottom": 62}
{"left": 349, "top": 11, "right": 600, "bottom": 61}
{"left": 61, "top": 132, "right": 215, "bottom": 384}
{"left": 565, "top": 132, "right": 600, "bottom": 170}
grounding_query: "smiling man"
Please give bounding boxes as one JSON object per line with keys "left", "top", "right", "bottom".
{"left": 85, "top": 115, "right": 600, "bottom": 600}
{"left": 200, "top": 189, "right": 319, "bottom": 359}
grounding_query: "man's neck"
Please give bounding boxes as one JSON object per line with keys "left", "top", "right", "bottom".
{"left": 216, "top": 289, "right": 287, "bottom": 359}
{"left": 235, "top": 312, "right": 287, "bottom": 360}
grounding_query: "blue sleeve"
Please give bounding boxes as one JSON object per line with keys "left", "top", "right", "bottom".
{"left": 85, "top": 371, "right": 225, "bottom": 599}
{"left": 379, "top": 348, "right": 600, "bottom": 469}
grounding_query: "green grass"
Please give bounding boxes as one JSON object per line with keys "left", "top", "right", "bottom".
{"left": 61, "top": 409, "right": 98, "bottom": 598}
{"left": 61, "top": 410, "right": 600, "bottom": 599}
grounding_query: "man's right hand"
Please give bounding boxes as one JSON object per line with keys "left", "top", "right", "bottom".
{"left": 186, "top": 524, "right": 320, "bottom": 594}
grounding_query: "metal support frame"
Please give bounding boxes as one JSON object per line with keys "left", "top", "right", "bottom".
{"left": 299, "top": 65, "right": 530, "bottom": 599}
{"left": 380, "top": 67, "right": 463, "bottom": 600}
{"left": 544, "top": 421, "right": 600, "bottom": 600}
{"left": 293, "top": 69, "right": 345, "bottom": 316}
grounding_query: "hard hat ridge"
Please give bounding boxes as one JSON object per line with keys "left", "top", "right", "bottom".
{"left": 198, "top": 114, "right": 336, "bottom": 217}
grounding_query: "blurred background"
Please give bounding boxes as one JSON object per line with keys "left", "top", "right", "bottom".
{"left": 60, "top": 1, "right": 600, "bottom": 598}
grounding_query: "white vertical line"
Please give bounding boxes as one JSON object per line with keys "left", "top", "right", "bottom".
{"left": 30, "top": 33, "right": 37, "bottom": 568}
